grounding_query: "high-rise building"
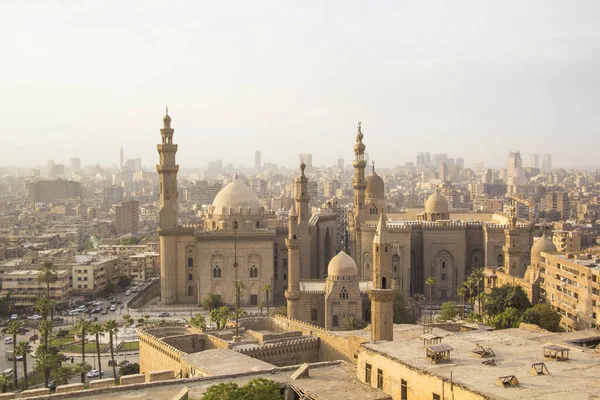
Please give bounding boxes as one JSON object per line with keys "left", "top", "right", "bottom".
{"left": 46, "top": 160, "right": 55, "bottom": 178}
{"left": 507, "top": 151, "right": 524, "bottom": 185}
{"left": 70, "top": 157, "right": 81, "bottom": 173}
{"left": 530, "top": 154, "right": 539, "bottom": 169}
{"left": 473, "top": 161, "right": 485, "bottom": 172}
{"left": 125, "top": 158, "right": 142, "bottom": 173}
{"left": 542, "top": 154, "right": 552, "bottom": 172}
{"left": 254, "top": 151, "right": 261, "bottom": 171}
{"left": 439, "top": 162, "right": 448, "bottom": 182}
{"left": 115, "top": 200, "right": 140, "bottom": 235}
{"left": 120, "top": 146, "right": 124, "bottom": 170}
{"left": 27, "top": 180, "right": 82, "bottom": 202}
{"left": 299, "top": 153, "right": 313, "bottom": 168}
{"left": 416, "top": 152, "right": 425, "bottom": 168}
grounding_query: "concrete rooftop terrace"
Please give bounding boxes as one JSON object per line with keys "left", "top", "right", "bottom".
{"left": 361, "top": 324, "right": 600, "bottom": 400}
{"left": 81, "top": 362, "right": 389, "bottom": 400}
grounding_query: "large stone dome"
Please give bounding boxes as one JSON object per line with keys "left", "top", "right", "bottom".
{"left": 211, "top": 179, "right": 262, "bottom": 214}
{"left": 366, "top": 171, "right": 384, "bottom": 198}
{"left": 425, "top": 191, "right": 449, "bottom": 214}
{"left": 531, "top": 235, "right": 557, "bottom": 264}
{"left": 327, "top": 251, "right": 358, "bottom": 279}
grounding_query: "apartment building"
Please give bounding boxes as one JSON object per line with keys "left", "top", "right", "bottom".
{"left": 115, "top": 200, "right": 140, "bottom": 235}
{"left": 1, "top": 269, "right": 71, "bottom": 308}
{"left": 127, "top": 252, "right": 159, "bottom": 281}
{"left": 553, "top": 230, "right": 582, "bottom": 253}
{"left": 71, "top": 257, "right": 119, "bottom": 299}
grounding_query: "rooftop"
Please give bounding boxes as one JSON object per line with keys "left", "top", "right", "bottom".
{"left": 181, "top": 349, "right": 274, "bottom": 376}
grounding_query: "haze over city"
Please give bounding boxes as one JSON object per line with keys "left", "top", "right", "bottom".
{"left": 2, "top": 1, "right": 599, "bottom": 169}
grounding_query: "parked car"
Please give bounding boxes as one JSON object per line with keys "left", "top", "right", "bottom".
{"left": 124, "top": 290, "right": 131, "bottom": 296}
{"left": 28, "top": 315, "right": 42, "bottom": 321}
{"left": 9, "top": 314, "right": 18, "bottom": 321}
{"left": 157, "top": 312, "right": 170, "bottom": 318}
{"left": 4, "top": 338, "right": 13, "bottom": 345}
{"left": 86, "top": 369, "right": 104, "bottom": 378}
{"left": 29, "top": 334, "right": 38, "bottom": 342}
{"left": 109, "top": 305, "right": 117, "bottom": 311}
{"left": 101, "top": 309, "right": 108, "bottom": 315}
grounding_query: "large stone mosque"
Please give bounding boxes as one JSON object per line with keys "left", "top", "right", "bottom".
{"left": 156, "top": 111, "right": 534, "bottom": 330}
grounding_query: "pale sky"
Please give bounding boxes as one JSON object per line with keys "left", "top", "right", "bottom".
{"left": 1, "top": 1, "right": 599, "bottom": 170}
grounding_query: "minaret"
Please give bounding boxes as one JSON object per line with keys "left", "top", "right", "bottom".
{"left": 503, "top": 203, "right": 521, "bottom": 276}
{"left": 296, "top": 161, "right": 309, "bottom": 224}
{"left": 353, "top": 121, "right": 367, "bottom": 216}
{"left": 156, "top": 108, "right": 179, "bottom": 229}
{"left": 285, "top": 201, "right": 301, "bottom": 319}
{"left": 156, "top": 108, "right": 180, "bottom": 305}
{"left": 120, "top": 145, "right": 124, "bottom": 170}
{"left": 369, "top": 212, "right": 394, "bottom": 341}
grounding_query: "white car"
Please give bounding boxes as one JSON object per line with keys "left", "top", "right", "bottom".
{"left": 86, "top": 369, "right": 104, "bottom": 378}
{"left": 124, "top": 290, "right": 131, "bottom": 296}
{"left": 28, "top": 315, "right": 42, "bottom": 321}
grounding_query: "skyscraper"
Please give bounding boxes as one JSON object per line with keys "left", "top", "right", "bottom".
{"left": 254, "top": 150, "right": 261, "bottom": 170}
{"left": 530, "top": 154, "right": 539, "bottom": 169}
{"left": 70, "top": 157, "right": 81, "bottom": 173}
{"left": 115, "top": 200, "right": 140, "bottom": 235}
{"left": 542, "top": 154, "right": 552, "bottom": 172}
{"left": 299, "top": 153, "right": 313, "bottom": 168}
{"left": 507, "top": 151, "right": 523, "bottom": 185}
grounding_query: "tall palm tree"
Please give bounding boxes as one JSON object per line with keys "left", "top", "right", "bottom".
{"left": 15, "top": 341, "right": 31, "bottom": 390}
{"left": 34, "top": 351, "right": 57, "bottom": 388}
{"left": 72, "top": 362, "right": 92, "bottom": 382}
{"left": 38, "top": 260, "right": 58, "bottom": 302}
{"left": 464, "top": 277, "right": 476, "bottom": 310}
{"left": 0, "top": 373, "right": 11, "bottom": 393}
{"left": 88, "top": 323, "right": 105, "bottom": 378}
{"left": 263, "top": 285, "right": 271, "bottom": 314}
{"left": 470, "top": 268, "right": 486, "bottom": 314}
{"left": 457, "top": 287, "right": 467, "bottom": 320}
{"left": 409, "top": 293, "right": 425, "bottom": 320}
{"left": 103, "top": 319, "right": 118, "bottom": 382}
{"left": 425, "top": 277, "right": 437, "bottom": 324}
{"left": 75, "top": 318, "right": 92, "bottom": 383}
{"left": 37, "top": 318, "right": 53, "bottom": 354}
{"left": 7, "top": 320, "right": 24, "bottom": 388}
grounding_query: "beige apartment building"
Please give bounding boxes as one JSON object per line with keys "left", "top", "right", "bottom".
{"left": 71, "top": 257, "right": 120, "bottom": 298}
{"left": 1, "top": 269, "right": 71, "bottom": 307}
{"left": 540, "top": 251, "right": 600, "bottom": 330}
{"left": 127, "top": 252, "right": 159, "bottom": 281}
{"left": 553, "top": 230, "right": 582, "bottom": 252}
{"left": 115, "top": 200, "right": 140, "bottom": 235}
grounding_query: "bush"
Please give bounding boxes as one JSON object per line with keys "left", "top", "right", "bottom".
{"left": 119, "top": 362, "right": 140, "bottom": 376}
{"left": 203, "top": 378, "right": 282, "bottom": 400}
{"left": 393, "top": 293, "right": 416, "bottom": 324}
{"left": 56, "top": 330, "right": 69, "bottom": 337}
{"left": 202, "top": 294, "right": 224, "bottom": 311}
{"left": 522, "top": 303, "right": 562, "bottom": 332}
{"left": 437, "top": 302, "right": 459, "bottom": 322}
{"left": 271, "top": 306, "right": 287, "bottom": 317}
{"left": 488, "top": 307, "right": 522, "bottom": 329}
{"left": 485, "top": 285, "right": 531, "bottom": 317}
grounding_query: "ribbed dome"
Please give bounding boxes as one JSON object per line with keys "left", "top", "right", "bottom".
{"left": 327, "top": 251, "right": 358, "bottom": 278}
{"left": 211, "top": 179, "right": 262, "bottom": 214}
{"left": 366, "top": 171, "right": 384, "bottom": 198}
{"left": 531, "top": 235, "right": 557, "bottom": 264}
{"left": 425, "top": 191, "right": 449, "bottom": 214}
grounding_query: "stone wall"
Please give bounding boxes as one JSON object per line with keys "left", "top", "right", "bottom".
{"left": 238, "top": 336, "right": 319, "bottom": 366}
{"left": 138, "top": 327, "right": 186, "bottom": 375}
{"left": 128, "top": 280, "right": 161, "bottom": 309}
{"left": 162, "top": 334, "right": 205, "bottom": 353}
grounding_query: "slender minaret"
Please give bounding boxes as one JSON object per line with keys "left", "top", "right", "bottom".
{"left": 296, "top": 161, "right": 309, "bottom": 224}
{"left": 369, "top": 212, "right": 394, "bottom": 341}
{"left": 156, "top": 108, "right": 179, "bottom": 229}
{"left": 353, "top": 121, "right": 367, "bottom": 216}
{"left": 156, "top": 108, "right": 180, "bottom": 304}
{"left": 503, "top": 203, "right": 521, "bottom": 276}
{"left": 285, "top": 201, "right": 300, "bottom": 319}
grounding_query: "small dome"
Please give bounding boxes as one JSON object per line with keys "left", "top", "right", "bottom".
{"left": 211, "top": 179, "right": 262, "bottom": 214}
{"left": 531, "top": 235, "right": 557, "bottom": 264}
{"left": 327, "top": 251, "right": 358, "bottom": 278}
{"left": 366, "top": 171, "right": 384, "bottom": 198}
{"left": 425, "top": 191, "right": 449, "bottom": 214}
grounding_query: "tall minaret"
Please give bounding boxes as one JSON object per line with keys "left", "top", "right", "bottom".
{"left": 285, "top": 202, "right": 301, "bottom": 319}
{"left": 353, "top": 121, "right": 367, "bottom": 216}
{"left": 156, "top": 108, "right": 179, "bottom": 229}
{"left": 369, "top": 212, "right": 394, "bottom": 341}
{"left": 157, "top": 108, "right": 180, "bottom": 305}
{"left": 296, "top": 161, "right": 309, "bottom": 224}
{"left": 503, "top": 203, "right": 521, "bottom": 276}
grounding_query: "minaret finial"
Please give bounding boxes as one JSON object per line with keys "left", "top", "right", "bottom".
{"left": 300, "top": 159, "right": 306, "bottom": 177}
{"left": 358, "top": 121, "right": 362, "bottom": 132}
{"left": 372, "top": 160, "right": 375, "bottom": 173}
{"left": 165, "top": 106, "right": 169, "bottom": 116}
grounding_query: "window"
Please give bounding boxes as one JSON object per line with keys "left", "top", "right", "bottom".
{"left": 433, "top": 394, "right": 441, "bottom": 400}
{"left": 249, "top": 266, "right": 258, "bottom": 279}
{"left": 377, "top": 369, "right": 383, "bottom": 389}
{"left": 213, "top": 265, "right": 221, "bottom": 279}
{"left": 311, "top": 309, "right": 318, "bottom": 322}
{"left": 250, "top": 294, "right": 258, "bottom": 305}
{"left": 365, "top": 363, "right": 372, "bottom": 384}
{"left": 187, "top": 257, "right": 193, "bottom": 267}
{"left": 340, "top": 287, "right": 348, "bottom": 299}
{"left": 333, "top": 315, "right": 339, "bottom": 327}
{"left": 188, "top": 274, "right": 193, "bottom": 282}
{"left": 255, "top": 221, "right": 260, "bottom": 228}
{"left": 187, "top": 286, "right": 194, "bottom": 296}
{"left": 401, "top": 379, "right": 408, "bottom": 400}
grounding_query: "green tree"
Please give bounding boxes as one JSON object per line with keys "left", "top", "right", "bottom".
{"left": 119, "top": 363, "right": 140, "bottom": 376}
{"left": 7, "top": 320, "right": 24, "bottom": 388}
{"left": 488, "top": 307, "right": 522, "bottom": 329}
{"left": 72, "top": 362, "right": 92, "bottom": 381}
{"left": 470, "top": 268, "right": 486, "bottom": 314}
{"left": 88, "top": 323, "right": 105, "bottom": 378}
{"left": 485, "top": 285, "right": 531, "bottom": 317}
{"left": 38, "top": 260, "right": 58, "bottom": 301}
{"left": 463, "top": 278, "right": 477, "bottom": 310}
{"left": 15, "top": 341, "right": 31, "bottom": 390}
{"left": 209, "top": 306, "right": 230, "bottom": 329}
{"left": 203, "top": 378, "right": 282, "bottom": 400}
{"left": 409, "top": 293, "right": 424, "bottom": 320}
{"left": 202, "top": 294, "right": 224, "bottom": 311}
{"left": 118, "top": 276, "right": 131, "bottom": 289}
{"left": 425, "top": 277, "right": 437, "bottom": 323}
{"left": 75, "top": 318, "right": 92, "bottom": 383}
{"left": 263, "top": 285, "right": 271, "bottom": 314}
{"left": 394, "top": 293, "right": 416, "bottom": 324}
{"left": 122, "top": 314, "right": 131, "bottom": 322}
{"left": 457, "top": 287, "right": 467, "bottom": 319}
{"left": 522, "top": 303, "right": 562, "bottom": 332}
{"left": 37, "top": 318, "right": 53, "bottom": 354}
{"left": 103, "top": 319, "right": 118, "bottom": 382}
{"left": 344, "top": 315, "right": 367, "bottom": 330}
{"left": 34, "top": 350, "right": 59, "bottom": 388}
{"left": 438, "top": 302, "right": 459, "bottom": 322}
{"left": 52, "top": 366, "right": 73, "bottom": 385}
{"left": 0, "top": 373, "right": 11, "bottom": 393}
{"left": 101, "top": 282, "right": 117, "bottom": 296}
{"left": 190, "top": 314, "right": 207, "bottom": 329}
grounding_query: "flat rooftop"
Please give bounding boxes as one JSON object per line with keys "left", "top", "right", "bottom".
{"left": 181, "top": 349, "right": 275, "bottom": 376}
{"left": 361, "top": 324, "right": 600, "bottom": 400}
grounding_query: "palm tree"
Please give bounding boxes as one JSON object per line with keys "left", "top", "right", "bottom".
{"left": 425, "top": 277, "right": 437, "bottom": 324}
{"left": 38, "top": 261, "right": 58, "bottom": 309}
{"left": 7, "top": 320, "right": 24, "bottom": 388}
{"left": 409, "top": 293, "right": 425, "bottom": 320}
{"left": 37, "top": 318, "right": 52, "bottom": 354}
{"left": 34, "top": 351, "right": 57, "bottom": 388}
{"left": 470, "top": 268, "right": 486, "bottom": 314}
{"left": 457, "top": 287, "right": 467, "bottom": 320}
{"left": 35, "top": 297, "right": 51, "bottom": 320}
{"left": 72, "top": 362, "right": 92, "bottom": 382}
{"left": 75, "top": 318, "right": 92, "bottom": 383}
{"left": 263, "top": 284, "right": 271, "bottom": 314}
{"left": 52, "top": 366, "right": 73, "bottom": 386}
{"left": 103, "top": 320, "right": 118, "bottom": 382}
{"left": 15, "top": 341, "right": 31, "bottom": 390}
{"left": 464, "top": 277, "right": 476, "bottom": 311}
{"left": 0, "top": 373, "right": 11, "bottom": 393}
{"left": 344, "top": 315, "right": 366, "bottom": 330}
{"left": 88, "top": 323, "right": 105, "bottom": 378}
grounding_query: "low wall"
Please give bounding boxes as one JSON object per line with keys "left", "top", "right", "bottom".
{"left": 245, "top": 329, "right": 302, "bottom": 343}
{"left": 237, "top": 336, "right": 320, "bottom": 367}
{"left": 89, "top": 377, "right": 115, "bottom": 389}
{"left": 0, "top": 393, "right": 15, "bottom": 400}
{"left": 56, "top": 383, "right": 85, "bottom": 393}
{"left": 162, "top": 334, "right": 205, "bottom": 353}
{"left": 138, "top": 328, "right": 186, "bottom": 375}
{"left": 21, "top": 388, "right": 50, "bottom": 398}
{"left": 148, "top": 369, "right": 174, "bottom": 382}
{"left": 128, "top": 281, "right": 160, "bottom": 309}
{"left": 121, "top": 374, "right": 146, "bottom": 385}
{"left": 172, "top": 387, "right": 190, "bottom": 400}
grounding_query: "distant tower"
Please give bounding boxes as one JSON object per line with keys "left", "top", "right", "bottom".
{"left": 353, "top": 121, "right": 367, "bottom": 216}
{"left": 157, "top": 108, "right": 180, "bottom": 305}
{"left": 369, "top": 212, "right": 394, "bottom": 341}
{"left": 294, "top": 162, "right": 312, "bottom": 279}
{"left": 503, "top": 203, "right": 522, "bottom": 276}
{"left": 285, "top": 202, "right": 300, "bottom": 319}
{"left": 254, "top": 150, "right": 261, "bottom": 171}
{"left": 296, "top": 161, "right": 309, "bottom": 224}
{"left": 120, "top": 145, "right": 124, "bottom": 170}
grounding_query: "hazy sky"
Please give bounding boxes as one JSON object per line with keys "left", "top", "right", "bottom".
{"left": 1, "top": 1, "right": 599, "bottom": 170}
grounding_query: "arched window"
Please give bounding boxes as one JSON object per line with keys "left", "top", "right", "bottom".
{"left": 212, "top": 265, "right": 221, "bottom": 279}
{"left": 382, "top": 277, "right": 387, "bottom": 289}
{"left": 212, "top": 255, "right": 223, "bottom": 279}
{"left": 392, "top": 254, "right": 400, "bottom": 280}
{"left": 332, "top": 315, "right": 339, "bottom": 327}
{"left": 249, "top": 265, "right": 258, "bottom": 279}
{"left": 248, "top": 255, "right": 260, "bottom": 279}
{"left": 340, "top": 287, "right": 348, "bottom": 299}
{"left": 187, "top": 248, "right": 194, "bottom": 267}
{"left": 433, "top": 250, "right": 453, "bottom": 286}
{"left": 311, "top": 309, "right": 318, "bottom": 322}
{"left": 497, "top": 254, "right": 504, "bottom": 268}
{"left": 188, "top": 274, "right": 193, "bottom": 282}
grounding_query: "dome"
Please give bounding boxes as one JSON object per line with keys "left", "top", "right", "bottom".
{"left": 211, "top": 179, "right": 262, "bottom": 214}
{"left": 531, "top": 235, "right": 557, "bottom": 264}
{"left": 327, "top": 251, "right": 358, "bottom": 278}
{"left": 366, "top": 171, "right": 384, "bottom": 198}
{"left": 425, "top": 191, "right": 449, "bottom": 214}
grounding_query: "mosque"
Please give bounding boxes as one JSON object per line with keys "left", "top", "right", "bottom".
{"left": 156, "top": 111, "right": 534, "bottom": 330}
